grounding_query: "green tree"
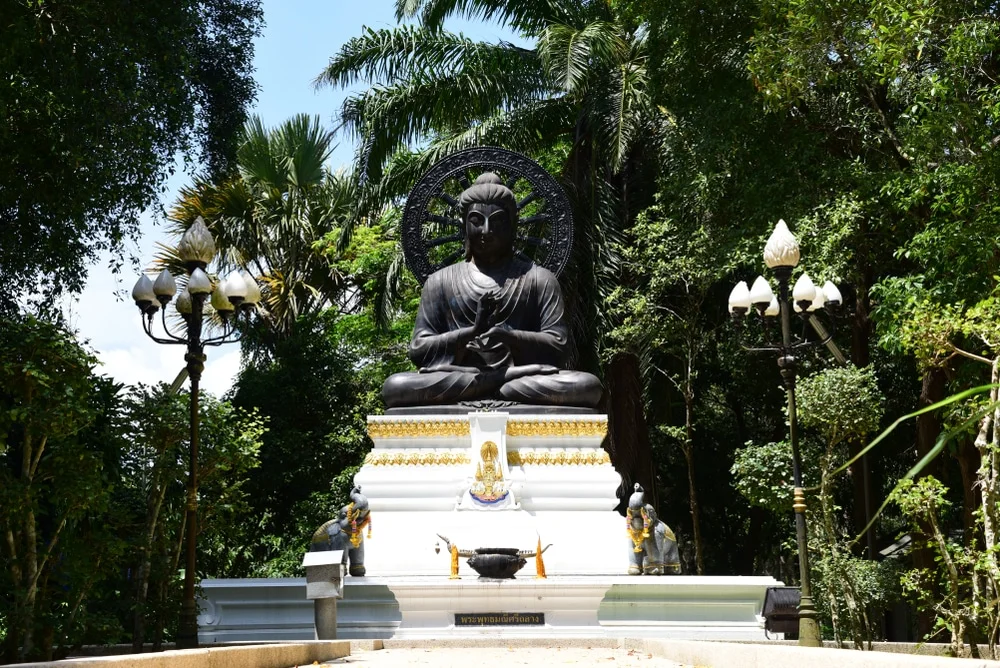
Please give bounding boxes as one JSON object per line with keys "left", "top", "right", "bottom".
{"left": 797, "top": 366, "right": 887, "bottom": 645}
{"left": 117, "top": 385, "right": 187, "bottom": 652}
{"left": 893, "top": 477, "right": 978, "bottom": 656}
{"left": 608, "top": 209, "right": 744, "bottom": 573}
{"left": 0, "top": 0, "right": 263, "bottom": 308}
{"left": 229, "top": 309, "right": 410, "bottom": 575}
{"left": 114, "top": 383, "right": 264, "bottom": 650}
{"left": 0, "top": 315, "right": 116, "bottom": 661}
{"left": 165, "top": 115, "right": 357, "bottom": 346}
{"left": 750, "top": 0, "right": 1000, "bottom": 532}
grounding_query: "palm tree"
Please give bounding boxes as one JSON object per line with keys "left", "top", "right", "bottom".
{"left": 317, "top": 0, "right": 669, "bottom": 514}
{"left": 164, "top": 114, "right": 357, "bottom": 348}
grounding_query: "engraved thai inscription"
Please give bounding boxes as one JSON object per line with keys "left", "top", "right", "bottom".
{"left": 455, "top": 612, "right": 545, "bottom": 626}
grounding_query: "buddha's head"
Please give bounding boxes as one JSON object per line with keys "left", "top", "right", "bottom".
{"left": 459, "top": 172, "right": 518, "bottom": 265}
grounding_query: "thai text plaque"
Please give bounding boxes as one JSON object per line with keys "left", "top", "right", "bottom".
{"left": 455, "top": 612, "right": 544, "bottom": 626}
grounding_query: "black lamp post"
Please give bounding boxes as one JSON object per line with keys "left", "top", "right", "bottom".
{"left": 130, "top": 218, "right": 260, "bottom": 649}
{"left": 728, "top": 219, "right": 843, "bottom": 647}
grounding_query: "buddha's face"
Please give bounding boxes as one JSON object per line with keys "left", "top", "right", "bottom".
{"left": 466, "top": 202, "right": 514, "bottom": 264}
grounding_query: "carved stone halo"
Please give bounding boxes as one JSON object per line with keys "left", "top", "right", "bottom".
{"left": 401, "top": 147, "right": 574, "bottom": 285}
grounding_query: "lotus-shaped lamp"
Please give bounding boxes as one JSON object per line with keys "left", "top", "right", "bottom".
{"left": 792, "top": 273, "right": 816, "bottom": 312}
{"left": 807, "top": 285, "right": 826, "bottom": 312}
{"left": 823, "top": 281, "right": 843, "bottom": 308}
{"left": 728, "top": 281, "right": 751, "bottom": 314}
{"left": 175, "top": 289, "right": 193, "bottom": 315}
{"left": 152, "top": 269, "right": 177, "bottom": 305}
{"left": 187, "top": 268, "right": 212, "bottom": 295}
{"left": 224, "top": 273, "right": 248, "bottom": 308}
{"left": 131, "top": 275, "right": 156, "bottom": 311}
{"left": 176, "top": 217, "right": 217, "bottom": 270}
{"left": 211, "top": 284, "right": 234, "bottom": 317}
{"left": 763, "top": 220, "right": 800, "bottom": 269}
{"left": 749, "top": 276, "right": 774, "bottom": 309}
{"left": 241, "top": 271, "right": 261, "bottom": 306}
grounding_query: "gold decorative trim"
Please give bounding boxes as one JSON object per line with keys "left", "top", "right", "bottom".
{"left": 364, "top": 450, "right": 470, "bottom": 466}
{"left": 507, "top": 449, "right": 610, "bottom": 466}
{"left": 793, "top": 487, "right": 807, "bottom": 513}
{"left": 367, "top": 419, "right": 470, "bottom": 439}
{"left": 507, "top": 419, "right": 608, "bottom": 439}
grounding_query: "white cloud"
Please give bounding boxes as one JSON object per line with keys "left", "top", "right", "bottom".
{"left": 96, "top": 343, "right": 241, "bottom": 399}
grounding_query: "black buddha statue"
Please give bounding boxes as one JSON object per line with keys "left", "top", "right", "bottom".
{"left": 382, "top": 173, "right": 603, "bottom": 410}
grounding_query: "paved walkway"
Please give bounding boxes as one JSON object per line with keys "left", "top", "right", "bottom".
{"left": 321, "top": 646, "right": 690, "bottom": 667}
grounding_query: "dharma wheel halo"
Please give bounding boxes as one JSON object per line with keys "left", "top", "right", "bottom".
{"left": 401, "top": 147, "right": 574, "bottom": 285}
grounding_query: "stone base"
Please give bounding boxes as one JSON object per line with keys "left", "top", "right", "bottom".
{"left": 356, "top": 412, "right": 625, "bottom": 575}
{"left": 198, "top": 576, "right": 782, "bottom": 642}
{"left": 384, "top": 576, "right": 610, "bottom": 637}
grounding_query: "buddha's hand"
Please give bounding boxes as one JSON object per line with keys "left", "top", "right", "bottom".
{"left": 473, "top": 291, "right": 499, "bottom": 335}
{"left": 476, "top": 324, "right": 513, "bottom": 347}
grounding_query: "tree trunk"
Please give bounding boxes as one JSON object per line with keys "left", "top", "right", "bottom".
{"left": 979, "top": 363, "right": 1000, "bottom": 583}
{"left": 3, "top": 524, "right": 22, "bottom": 663}
{"left": 133, "top": 469, "right": 169, "bottom": 651}
{"left": 742, "top": 507, "right": 765, "bottom": 575}
{"left": 683, "top": 379, "right": 705, "bottom": 574}
{"left": 958, "top": 437, "right": 981, "bottom": 544}
{"left": 606, "top": 352, "right": 656, "bottom": 512}
{"left": 850, "top": 265, "right": 875, "bottom": 557}
{"left": 916, "top": 368, "right": 947, "bottom": 473}
{"left": 818, "top": 450, "right": 843, "bottom": 643}
{"left": 914, "top": 366, "right": 948, "bottom": 639}
{"left": 21, "top": 430, "right": 38, "bottom": 662}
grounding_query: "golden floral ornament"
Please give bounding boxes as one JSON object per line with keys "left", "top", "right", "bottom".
{"left": 507, "top": 449, "right": 610, "bottom": 466}
{"left": 363, "top": 449, "right": 470, "bottom": 466}
{"left": 345, "top": 502, "right": 372, "bottom": 549}
{"left": 506, "top": 419, "right": 608, "bottom": 439}
{"left": 471, "top": 440, "right": 507, "bottom": 503}
{"left": 626, "top": 506, "right": 651, "bottom": 553}
{"left": 367, "top": 419, "right": 470, "bottom": 439}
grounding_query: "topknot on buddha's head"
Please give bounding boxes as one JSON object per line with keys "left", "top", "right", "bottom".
{"left": 459, "top": 172, "right": 517, "bottom": 220}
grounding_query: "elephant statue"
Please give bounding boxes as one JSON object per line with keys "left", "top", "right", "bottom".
{"left": 626, "top": 483, "right": 680, "bottom": 575}
{"left": 310, "top": 485, "right": 371, "bottom": 577}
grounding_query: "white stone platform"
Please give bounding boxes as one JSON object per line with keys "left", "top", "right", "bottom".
{"left": 197, "top": 575, "right": 782, "bottom": 642}
{"left": 198, "top": 411, "right": 782, "bottom": 643}
{"left": 355, "top": 412, "right": 623, "bottom": 576}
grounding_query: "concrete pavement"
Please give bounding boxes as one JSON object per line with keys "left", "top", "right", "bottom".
{"left": 322, "top": 646, "right": 688, "bottom": 667}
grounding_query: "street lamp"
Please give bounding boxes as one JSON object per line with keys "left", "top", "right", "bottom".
{"left": 130, "top": 217, "right": 260, "bottom": 649}
{"left": 728, "top": 219, "right": 843, "bottom": 647}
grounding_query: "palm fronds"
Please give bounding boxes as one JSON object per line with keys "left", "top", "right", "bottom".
{"left": 396, "top": 0, "right": 583, "bottom": 32}
{"left": 162, "top": 114, "right": 356, "bottom": 343}
{"left": 321, "top": 27, "right": 550, "bottom": 183}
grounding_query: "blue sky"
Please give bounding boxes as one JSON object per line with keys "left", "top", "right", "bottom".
{"left": 70, "top": 0, "right": 522, "bottom": 396}
{"left": 253, "top": 0, "right": 524, "bottom": 166}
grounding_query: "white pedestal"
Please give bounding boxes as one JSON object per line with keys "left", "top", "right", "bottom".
{"left": 355, "top": 412, "right": 623, "bottom": 576}
{"left": 384, "top": 576, "right": 611, "bottom": 637}
{"left": 197, "top": 575, "right": 784, "bottom": 642}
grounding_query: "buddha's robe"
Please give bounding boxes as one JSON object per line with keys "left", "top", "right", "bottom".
{"left": 382, "top": 257, "right": 602, "bottom": 408}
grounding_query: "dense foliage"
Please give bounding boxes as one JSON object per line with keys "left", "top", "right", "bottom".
{"left": 9, "top": 0, "right": 1000, "bottom": 655}
{"left": 0, "top": 317, "right": 264, "bottom": 662}
{"left": 0, "top": 0, "right": 262, "bottom": 309}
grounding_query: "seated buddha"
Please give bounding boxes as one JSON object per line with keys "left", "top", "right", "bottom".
{"left": 382, "top": 173, "right": 603, "bottom": 409}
